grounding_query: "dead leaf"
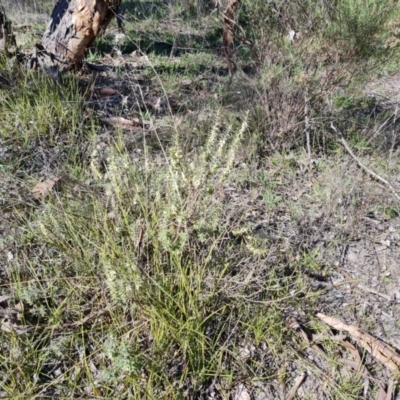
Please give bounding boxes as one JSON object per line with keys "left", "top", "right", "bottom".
{"left": 338, "top": 358, "right": 371, "bottom": 378}
{"left": 32, "top": 177, "right": 60, "bottom": 199}
{"left": 0, "top": 319, "right": 30, "bottom": 334}
{"left": 317, "top": 313, "right": 400, "bottom": 373}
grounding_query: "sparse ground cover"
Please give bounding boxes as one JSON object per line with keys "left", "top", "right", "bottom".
{"left": 2, "top": 0, "right": 400, "bottom": 398}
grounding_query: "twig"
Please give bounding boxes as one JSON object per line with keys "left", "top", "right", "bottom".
{"left": 285, "top": 371, "right": 307, "bottom": 400}
{"left": 330, "top": 122, "right": 400, "bottom": 202}
{"left": 384, "top": 378, "right": 395, "bottom": 400}
{"left": 305, "top": 92, "right": 311, "bottom": 159}
{"left": 336, "top": 266, "right": 393, "bottom": 302}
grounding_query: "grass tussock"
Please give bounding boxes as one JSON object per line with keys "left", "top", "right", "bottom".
{"left": 0, "top": 71, "right": 84, "bottom": 146}
{"left": 1, "top": 0, "right": 400, "bottom": 398}
{"left": 3, "top": 117, "right": 314, "bottom": 398}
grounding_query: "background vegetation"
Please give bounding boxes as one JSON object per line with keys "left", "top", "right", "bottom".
{"left": 1, "top": 0, "right": 400, "bottom": 398}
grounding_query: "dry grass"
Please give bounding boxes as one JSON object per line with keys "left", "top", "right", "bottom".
{"left": 1, "top": 1, "right": 400, "bottom": 399}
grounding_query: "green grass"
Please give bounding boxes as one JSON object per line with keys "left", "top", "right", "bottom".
{"left": 1, "top": 0, "right": 400, "bottom": 398}
{"left": 1, "top": 117, "right": 317, "bottom": 398}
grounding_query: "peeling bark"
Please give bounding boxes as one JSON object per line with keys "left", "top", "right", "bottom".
{"left": 41, "top": 0, "right": 122, "bottom": 71}
{"left": 223, "top": 0, "right": 241, "bottom": 75}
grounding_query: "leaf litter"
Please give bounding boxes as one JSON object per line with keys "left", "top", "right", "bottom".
{"left": 31, "top": 177, "right": 61, "bottom": 199}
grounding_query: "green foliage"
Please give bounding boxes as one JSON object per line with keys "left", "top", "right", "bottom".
{"left": 0, "top": 68, "right": 84, "bottom": 146}
{"left": 322, "top": 0, "right": 395, "bottom": 57}
{"left": 240, "top": 0, "right": 398, "bottom": 53}
{"left": 4, "top": 115, "right": 284, "bottom": 397}
{"left": 333, "top": 94, "right": 354, "bottom": 109}
{"left": 229, "top": 0, "right": 400, "bottom": 150}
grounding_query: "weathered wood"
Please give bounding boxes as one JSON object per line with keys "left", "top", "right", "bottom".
{"left": 222, "top": 0, "right": 240, "bottom": 75}
{"left": 41, "top": 0, "right": 122, "bottom": 71}
{"left": 0, "top": 6, "right": 17, "bottom": 58}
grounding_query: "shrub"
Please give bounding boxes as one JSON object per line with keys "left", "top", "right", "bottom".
{"left": 232, "top": 0, "right": 400, "bottom": 150}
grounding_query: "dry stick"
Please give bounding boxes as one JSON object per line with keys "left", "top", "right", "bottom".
{"left": 337, "top": 266, "right": 393, "bottom": 302}
{"left": 285, "top": 371, "right": 307, "bottom": 400}
{"left": 384, "top": 378, "right": 395, "bottom": 400}
{"left": 353, "top": 284, "right": 392, "bottom": 302}
{"left": 305, "top": 92, "right": 311, "bottom": 159}
{"left": 330, "top": 122, "right": 400, "bottom": 202}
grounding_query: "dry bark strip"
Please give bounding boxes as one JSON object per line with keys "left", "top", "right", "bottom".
{"left": 223, "top": 0, "right": 241, "bottom": 75}
{"left": 290, "top": 317, "right": 394, "bottom": 398}
{"left": 317, "top": 313, "right": 400, "bottom": 374}
{"left": 41, "top": 0, "right": 122, "bottom": 71}
{"left": 100, "top": 116, "right": 152, "bottom": 131}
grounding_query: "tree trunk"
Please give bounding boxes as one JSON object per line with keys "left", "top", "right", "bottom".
{"left": 41, "top": 0, "right": 121, "bottom": 71}
{"left": 0, "top": 6, "right": 17, "bottom": 58}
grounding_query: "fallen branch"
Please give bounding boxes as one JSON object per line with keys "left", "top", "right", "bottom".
{"left": 317, "top": 313, "right": 400, "bottom": 374}
{"left": 330, "top": 122, "right": 400, "bottom": 202}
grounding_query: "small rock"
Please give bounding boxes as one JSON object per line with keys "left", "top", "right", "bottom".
{"left": 347, "top": 251, "right": 359, "bottom": 264}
